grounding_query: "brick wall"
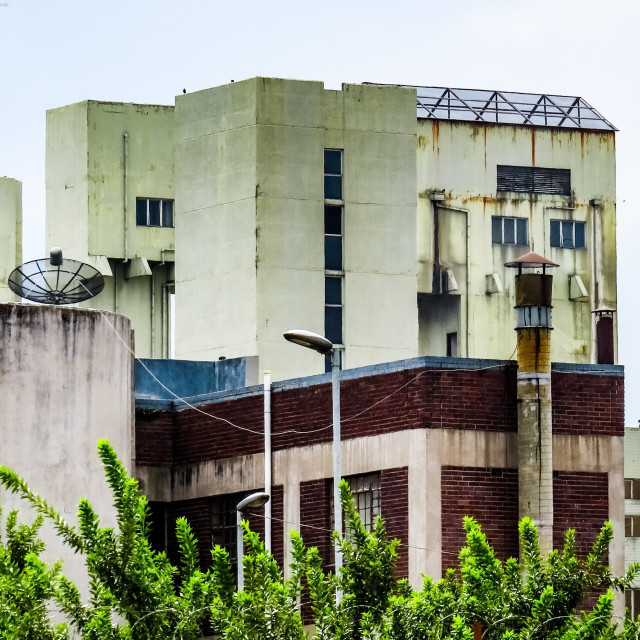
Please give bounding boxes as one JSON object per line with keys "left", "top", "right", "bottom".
{"left": 381, "top": 467, "right": 409, "bottom": 578}
{"left": 553, "top": 471, "right": 609, "bottom": 554}
{"left": 299, "top": 479, "right": 333, "bottom": 566}
{"left": 136, "top": 365, "right": 624, "bottom": 467}
{"left": 552, "top": 373, "right": 624, "bottom": 437}
{"left": 135, "top": 410, "right": 175, "bottom": 466}
{"left": 441, "top": 466, "right": 519, "bottom": 570}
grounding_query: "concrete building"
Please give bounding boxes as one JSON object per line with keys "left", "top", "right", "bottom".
{"left": 46, "top": 101, "right": 175, "bottom": 358}
{"left": 45, "top": 79, "right": 617, "bottom": 379}
{"left": 135, "top": 354, "right": 624, "bottom": 594}
{"left": 0, "top": 176, "right": 22, "bottom": 301}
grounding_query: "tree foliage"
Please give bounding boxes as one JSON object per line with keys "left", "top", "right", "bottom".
{"left": 0, "top": 440, "right": 639, "bottom": 639}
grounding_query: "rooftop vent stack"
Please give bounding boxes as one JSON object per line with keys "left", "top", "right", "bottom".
{"left": 505, "top": 252, "right": 558, "bottom": 556}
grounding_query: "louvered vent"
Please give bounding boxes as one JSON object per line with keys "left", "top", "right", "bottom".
{"left": 497, "top": 166, "right": 571, "bottom": 196}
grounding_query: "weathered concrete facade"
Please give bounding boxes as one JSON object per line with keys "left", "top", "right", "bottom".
{"left": 44, "top": 79, "right": 617, "bottom": 378}
{"left": 46, "top": 101, "right": 175, "bottom": 357}
{"left": 0, "top": 303, "right": 134, "bottom": 592}
{"left": 174, "top": 78, "right": 418, "bottom": 379}
{"left": 416, "top": 120, "right": 616, "bottom": 363}
{"left": 0, "top": 177, "right": 22, "bottom": 301}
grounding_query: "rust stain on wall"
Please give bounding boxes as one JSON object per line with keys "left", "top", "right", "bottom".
{"left": 531, "top": 129, "right": 536, "bottom": 166}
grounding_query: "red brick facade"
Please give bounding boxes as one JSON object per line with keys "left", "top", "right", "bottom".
{"left": 551, "top": 373, "right": 624, "bottom": 437}
{"left": 135, "top": 359, "right": 622, "bottom": 582}
{"left": 553, "top": 471, "right": 609, "bottom": 555}
{"left": 441, "top": 467, "right": 519, "bottom": 570}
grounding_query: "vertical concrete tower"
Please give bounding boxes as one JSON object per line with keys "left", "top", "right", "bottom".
{"left": 506, "top": 252, "right": 558, "bottom": 555}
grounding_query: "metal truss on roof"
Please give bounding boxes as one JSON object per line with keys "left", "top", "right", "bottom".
{"left": 396, "top": 86, "right": 616, "bottom": 131}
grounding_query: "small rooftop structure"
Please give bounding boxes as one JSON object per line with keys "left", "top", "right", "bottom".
{"left": 369, "top": 84, "right": 616, "bottom": 131}
{"left": 505, "top": 251, "right": 559, "bottom": 270}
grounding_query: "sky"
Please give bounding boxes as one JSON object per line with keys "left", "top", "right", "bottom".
{"left": 1, "top": 0, "right": 639, "bottom": 420}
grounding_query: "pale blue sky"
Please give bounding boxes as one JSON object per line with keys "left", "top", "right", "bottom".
{"left": 1, "top": 0, "right": 639, "bottom": 420}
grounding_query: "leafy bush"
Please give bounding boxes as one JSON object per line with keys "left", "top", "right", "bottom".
{"left": 1, "top": 440, "right": 639, "bottom": 639}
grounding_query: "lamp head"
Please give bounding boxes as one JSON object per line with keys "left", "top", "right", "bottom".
{"left": 283, "top": 329, "right": 334, "bottom": 355}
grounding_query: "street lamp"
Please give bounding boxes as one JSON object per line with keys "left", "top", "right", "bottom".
{"left": 284, "top": 329, "right": 343, "bottom": 599}
{"left": 236, "top": 491, "right": 270, "bottom": 590}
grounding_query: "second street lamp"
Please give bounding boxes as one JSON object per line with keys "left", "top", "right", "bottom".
{"left": 284, "top": 329, "right": 343, "bottom": 601}
{"left": 236, "top": 491, "right": 270, "bottom": 590}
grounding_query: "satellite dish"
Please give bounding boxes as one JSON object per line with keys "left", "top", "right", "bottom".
{"left": 8, "top": 248, "right": 105, "bottom": 305}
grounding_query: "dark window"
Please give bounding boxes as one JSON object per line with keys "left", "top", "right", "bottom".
{"left": 325, "top": 306, "right": 342, "bottom": 345}
{"left": 550, "top": 220, "right": 586, "bottom": 249}
{"left": 210, "top": 495, "right": 240, "bottom": 566}
{"left": 325, "top": 276, "right": 342, "bottom": 305}
{"left": 625, "top": 515, "right": 640, "bottom": 537}
{"left": 147, "top": 501, "right": 168, "bottom": 553}
{"left": 626, "top": 588, "right": 640, "bottom": 619}
{"left": 625, "top": 479, "right": 640, "bottom": 499}
{"left": 324, "top": 237, "right": 343, "bottom": 271}
{"left": 446, "top": 332, "right": 458, "bottom": 357}
{"left": 324, "top": 206, "right": 342, "bottom": 235}
{"left": 597, "top": 316, "right": 614, "bottom": 365}
{"left": 324, "top": 149, "right": 343, "bottom": 200}
{"left": 497, "top": 165, "right": 571, "bottom": 196}
{"left": 136, "top": 198, "right": 175, "bottom": 228}
{"left": 324, "top": 151, "right": 344, "bottom": 372}
{"left": 492, "top": 216, "right": 528, "bottom": 245}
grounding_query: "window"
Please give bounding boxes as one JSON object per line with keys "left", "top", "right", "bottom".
{"left": 626, "top": 588, "right": 640, "bottom": 620}
{"left": 625, "top": 515, "right": 640, "bottom": 537}
{"left": 136, "top": 198, "right": 174, "bottom": 227}
{"left": 626, "top": 479, "right": 640, "bottom": 499}
{"left": 550, "top": 220, "right": 586, "bottom": 249}
{"left": 324, "top": 149, "right": 344, "bottom": 373}
{"left": 491, "top": 216, "right": 528, "bottom": 245}
{"left": 347, "top": 473, "right": 381, "bottom": 532}
{"left": 497, "top": 165, "right": 571, "bottom": 196}
{"left": 331, "top": 473, "right": 381, "bottom": 534}
{"left": 211, "top": 491, "right": 256, "bottom": 570}
{"left": 446, "top": 332, "right": 458, "bottom": 358}
{"left": 324, "top": 149, "right": 343, "bottom": 200}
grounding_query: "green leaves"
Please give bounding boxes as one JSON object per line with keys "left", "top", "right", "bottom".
{"left": 1, "top": 441, "right": 639, "bottom": 640}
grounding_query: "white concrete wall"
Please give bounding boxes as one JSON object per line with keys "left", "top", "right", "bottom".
{"left": 0, "top": 177, "right": 22, "bottom": 302}
{"left": 175, "top": 78, "right": 418, "bottom": 381}
{"left": 46, "top": 101, "right": 175, "bottom": 357}
{"left": 0, "top": 303, "right": 133, "bottom": 594}
{"left": 416, "top": 121, "right": 616, "bottom": 363}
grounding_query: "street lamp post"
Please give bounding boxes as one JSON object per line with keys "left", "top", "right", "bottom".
{"left": 284, "top": 329, "right": 343, "bottom": 600}
{"left": 236, "top": 491, "right": 270, "bottom": 590}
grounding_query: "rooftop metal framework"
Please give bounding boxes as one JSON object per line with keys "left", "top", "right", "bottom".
{"left": 393, "top": 86, "right": 615, "bottom": 131}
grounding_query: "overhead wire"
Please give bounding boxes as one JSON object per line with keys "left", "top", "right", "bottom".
{"left": 65, "top": 266, "right": 519, "bottom": 440}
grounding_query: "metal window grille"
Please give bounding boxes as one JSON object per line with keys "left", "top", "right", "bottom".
{"left": 497, "top": 166, "right": 571, "bottom": 196}
{"left": 210, "top": 492, "right": 253, "bottom": 569}
{"left": 348, "top": 473, "right": 381, "bottom": 532}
